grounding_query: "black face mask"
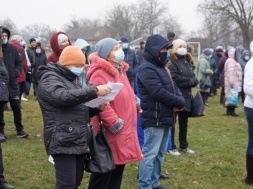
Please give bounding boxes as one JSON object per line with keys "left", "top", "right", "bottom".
{"left": 158, "top": 52, "right": 169, "bottom": 65}
{"left": 158, "top": 52, "right": 168, "bottom": 61}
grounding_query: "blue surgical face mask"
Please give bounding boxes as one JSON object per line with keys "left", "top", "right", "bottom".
{"left": 70, "top": 67, "right": 85, "bottom": 77}
{"left": 245, "top": 56, "right": 250, "bottom": 61}
{"left": 122, "top": 43, "right": 129, "bottom": 49}
{"left": 79, "top": 70, "right": 87, "bottom": 87}
{"left": 2, "top": 39, "right": 8, "bottom": 44}
{"left": 113, "top": 49, "right": 125, "bottom": 63}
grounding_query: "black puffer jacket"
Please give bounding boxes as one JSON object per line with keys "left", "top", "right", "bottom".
{"left": 169, "top": 50, "right": 198, "bottom": 112}
{"left": 37, "top": 63, "right": 98, "bottom": 155}
{"left": 0, "top": 59, "right": 9, "bottom": 102}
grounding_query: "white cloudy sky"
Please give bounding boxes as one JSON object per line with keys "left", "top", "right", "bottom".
{"left": 0, "top": 0, "right": 202, "bottom": 35}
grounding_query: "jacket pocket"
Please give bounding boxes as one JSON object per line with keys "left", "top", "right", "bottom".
{"left": 55, "top": 122, "right": 85, "bottom": 147}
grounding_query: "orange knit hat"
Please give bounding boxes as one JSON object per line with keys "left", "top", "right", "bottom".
{"left": 59, "top": 46, "right": 86, "bottom": 66}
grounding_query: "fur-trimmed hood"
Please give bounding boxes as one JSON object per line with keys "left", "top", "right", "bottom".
{"left": 168, "top": 49, "right": 193, "bottom": 62}
{"left": 87, "top": 52, "right": 129, "bottom": 80}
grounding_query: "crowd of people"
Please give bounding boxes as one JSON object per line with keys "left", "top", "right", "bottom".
{"left": 0, "top": 24, "right": 253, "bottom": 189}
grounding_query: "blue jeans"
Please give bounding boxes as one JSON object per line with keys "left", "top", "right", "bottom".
{"left": 245, "top": 107, "right": 253, "bottom": 154}
{"left": 138, "top": 126, "right": 170, "bottom": 189}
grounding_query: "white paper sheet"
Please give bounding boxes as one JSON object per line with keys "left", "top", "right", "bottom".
{"left": 84, "top": 82, "right": 123, "bottom": 108}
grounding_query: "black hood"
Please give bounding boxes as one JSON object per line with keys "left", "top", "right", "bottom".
{"left": 37, "top": 62, "right": 77, "bottom": 82}
{"left": 144, "top": 34, "right": 171, "bottom": 66}
{"left": 0, "top": 26, "right": 11, "bottom": 39}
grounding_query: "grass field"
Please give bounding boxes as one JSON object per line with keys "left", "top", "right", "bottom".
{"left": 1, "top": 87, "right": 250, "bottom": 189}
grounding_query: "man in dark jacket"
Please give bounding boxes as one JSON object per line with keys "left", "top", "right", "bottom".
{"left": 0, "top": 26, "right": 28, "bottom": 139}
{"left": 137, "top": 34, "right": 185, "bottom": 189}
{"left": 136, "top": 41, "right": 145, "bottom": 63}
{"left": 0, "top": 28, "right": 16, "bottom": 189}
{"left": 120, "top": 36, "right": 139, "bottom": 90}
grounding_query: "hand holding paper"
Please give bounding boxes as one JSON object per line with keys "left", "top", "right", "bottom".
{"left": 85, "top": 82, "right": 123, "bottom": 108}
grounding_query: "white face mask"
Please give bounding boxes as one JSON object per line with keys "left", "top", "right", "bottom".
{"left": 113, "top": 49, "right": 125, "bottom": 63}
{"left": 177, "top": 48, "right": 187, "bottom": 56}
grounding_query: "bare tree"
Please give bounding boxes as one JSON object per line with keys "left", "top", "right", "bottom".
{"left": 0, "top": 17, "right": 19, "bottom": 35}
{"left": 20, "top": 23, "right": 53, "bottom": 45}
{"left": 129, "top": 3, "right": 149, "bottom": 39}
{"left": 198, "top": 0, "right": 253, "bottom": 48}
{"left": 62, "top": 16, "right": 82, "bottom": 33}
{"left": 79, "top": 18, "right": 102, "bottom": 28}
{"left": 141, "top": 0, "right": 168, "bottom": 34}
{"left": 159, "top": 16, "right": 184, "bottom": 38}
{"left": 105, "top": 4, "right": 132, "bottom": 40}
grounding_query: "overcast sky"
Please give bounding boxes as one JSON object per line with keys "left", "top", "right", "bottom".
{"left": 0, "top": 0, "right": 202, "bottom": 38}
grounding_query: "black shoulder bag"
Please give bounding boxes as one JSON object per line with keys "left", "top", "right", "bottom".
{"left": 85, "top": 115, "right": 116, "bottom": 173}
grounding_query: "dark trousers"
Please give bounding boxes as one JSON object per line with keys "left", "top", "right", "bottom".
{"left": 220, "top": 87, "right": 225, "bottom": 105}
{"left": 33, "top": 83, "right": 38, "bottom": 97}
{"left": 209, "top": 76, "right": 217, "bottom": 95}
{"left": 200, "top": 92, "right": 209, "bottom": 104}
{"left": 171, "top": 111, "right": 189, "bottom": 150}
{"left": 52, "top": 154, "right": 87, "bottom": 189}
{"left": 0, "top": 100, "right": 24, "bottom": 132}
{"left": 88, "top": 165, "right": 125, "bottom": 189}
{"left": 18, "top": 81, "right": 27, "bottom": 103}
{"left": 0, "top": 144, "right": 5, "bottom": 183}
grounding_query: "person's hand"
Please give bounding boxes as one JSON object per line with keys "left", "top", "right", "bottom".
{"left": 98, "top": 102, "right": 109, "bottom": 111}
{"left": 173, "top": 107, "right": 183, "bottom": 112}
{"left": 96, "top": 85, "right": 112, "bottom": 96}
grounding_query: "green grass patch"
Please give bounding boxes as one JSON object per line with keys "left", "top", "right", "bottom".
{"left": 2, "top": 87, "right": 250, "bottom": 188}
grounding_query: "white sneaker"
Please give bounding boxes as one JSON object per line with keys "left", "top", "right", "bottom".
{"left": 48, "top": 155, "right": 55, "bottom": 165}
{"left": 180, "top": 148, "right": 195, "bottom": 154}
{"left": 21, "top": 94, "right": 28, "bottom": 101}
{"left": 21, "top": 96, "right": 28, "bottom": 101}
{"left": 167, "top": 149, "right": 181, "bottom": 156}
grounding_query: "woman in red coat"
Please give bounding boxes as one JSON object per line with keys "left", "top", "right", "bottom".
{"left": 87, "top": 38, "right": 143, "bottom": 189}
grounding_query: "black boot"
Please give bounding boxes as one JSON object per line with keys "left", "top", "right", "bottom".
{"left": 226, "top": 107, "right": 230, "bottom": 116}
{"left": 245, "top": 154, "right": 253, "bottom": 185}
{"left": 230, "top": 107, "right": 239, "bottom": 117}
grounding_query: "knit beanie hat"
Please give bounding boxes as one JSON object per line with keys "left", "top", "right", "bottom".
{"left": 203, "top": 48, "right": 212, "bottom": 56}
{"left": 216, "top": 46, "right": 223, "bottom": 53}
{"left": 172, "top": 39, "right": 186, "bottom": 50}
{"left": 120, "top": 36, "right": 129, "bottom": 43}
{"left": 10, "top": 35, "right": 23, "bottom": 43}
{"left": 29, "top": 38, "right": 36, "bottom": 44}
{"left": 57, "top": 34, "right": 68, "bottom": 46}
{"left": 95, "top": 38, "right": 118, "bottom": 60}
{"left": 250, "top": 41, "right": 253, "bottom": 54}
{"left": 59, "top": 46, "right": 85, "bottom": 66}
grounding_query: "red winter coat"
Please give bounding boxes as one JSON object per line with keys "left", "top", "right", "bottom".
{"left": 9, "top": 40, "right": 28, "bottom": 83}
{"left": 47, "top": 32, "right": 71, "bottom": 64}
{"left": 87, "top": 53, "right": 143, "bottom": 165}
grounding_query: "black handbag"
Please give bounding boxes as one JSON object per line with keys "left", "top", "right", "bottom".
{"left": 200, "top": 78, "right": 211, "bottom": 89}
{"left": 189, "top": 91, "right": 206, "bottom": 117}
{"left": 85, "top": 117, "right": 116, "bottom": 173}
